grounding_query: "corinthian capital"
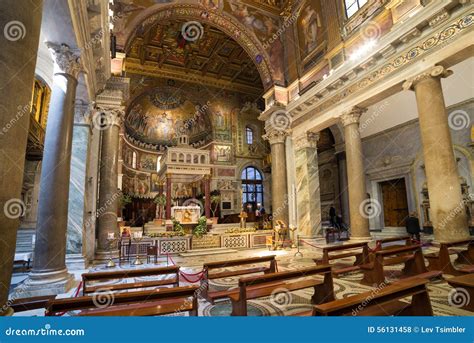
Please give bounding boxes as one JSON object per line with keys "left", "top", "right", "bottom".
{"left": 263, "top": 129, "right": 290, "bottom": 145}
{"left": 92, "top": 105, "right": 125, "bottom": 129}
{"left": 403, "top": 65, "right": 453, "bottom": 91}
{"left": 294, "top": 131, "right": 320, "bottom": 150}
{"left": 46, "top": 42, "right": 82, "bottom": 79}
{"left": 340, "top": 106, "right": 367, "bottom": 127}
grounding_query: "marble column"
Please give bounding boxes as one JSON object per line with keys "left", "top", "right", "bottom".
{"left": 294, "top": 132, "right": 322, "bottom": 237}
{"left": 0, "top": 0, "right": 43, "bottom": 315}
{"left": 95, "top": 108, "right": 123, "bottom": 260}
{"left": 341, "top": 107, "right": 370, "bottom": 239}
{"left": 403, "top": 66, "right": 470, "bottom": 242}
{"left": 204, "top": 176, "right": 211, "bottom": 218}
{"left": 166, "top": 175, "right": 172, "bottom": 220}
{"left": 26, "top": 43, "right": 81, "bottom": 296}
{"left": 264, "top": 129, "right": 290, "bottom": 225}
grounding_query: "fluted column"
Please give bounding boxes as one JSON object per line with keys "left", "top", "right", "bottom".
{"left": 264, "top": 129, "right": 290, "bottom": 225}
{"left": 95, "top": 108, "right": 123, "bottom": 259}
{"left": 403, "top": 66, "right": 470, "bottom": 242}
{"left": 294, "top": 132, "right": 322, "bottom": 237}
{"left": 341, "top": 107, "right": 370, "bottom": 239}
{"left": 26, "top": 43, "right": 81, "bottom": 295}
{"left": 0, "top": 0, "right": 43, "bottom": 315}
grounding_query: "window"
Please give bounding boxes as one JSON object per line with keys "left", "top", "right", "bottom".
{"left": 241, "top": 166, "right": 263, "bottom": 210}
{"left": 245, "top": 126, "right": 254, "bottom": 145}
{"left": 345, "top": 0, "right": 368, "bottom": 18}
{"left": 132, "top": 151, "right": 137, "bottom": 169}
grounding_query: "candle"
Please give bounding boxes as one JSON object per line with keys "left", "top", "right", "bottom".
{"left": 108, "top": 232, "right": 115, "bottom": 239}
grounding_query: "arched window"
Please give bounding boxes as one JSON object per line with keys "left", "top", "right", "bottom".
{"left": 245, "top": 126, "right": 254, "bottom": 145}
{"left": 132, "top": 151, "right": 137, "bottom": 169}
{"left": 241, "top": 166, "right": 263, "bottom": 210}
{"left": 345, "top": 0, "right": 368, "bottom": 18}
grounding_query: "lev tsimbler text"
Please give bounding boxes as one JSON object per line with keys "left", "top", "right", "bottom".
{"left": 367, "top": 326, "right": 466, "bottom": 334}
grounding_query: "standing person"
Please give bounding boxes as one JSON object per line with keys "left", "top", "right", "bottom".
{"left": 329, "top": 206, "right": 336, "bottom": 228}
{"left": 405, "top": 212, "right": 421, "bottom": 242}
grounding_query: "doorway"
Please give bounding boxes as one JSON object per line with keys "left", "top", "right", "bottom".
{"left": 380, "top": 178, "right": 409, "bottom": 227}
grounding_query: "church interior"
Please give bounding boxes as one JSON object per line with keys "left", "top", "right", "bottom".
{"left": 0, "top": 0, "right": 473, "bottom": 318}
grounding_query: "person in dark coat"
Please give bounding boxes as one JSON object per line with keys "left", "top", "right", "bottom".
{"left": 405, "top": 212, "right": 421, "bottom": 242}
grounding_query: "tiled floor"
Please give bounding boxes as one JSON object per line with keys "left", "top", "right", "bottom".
{"left": 10, "top": 241, "right": 473, "bottom": 316}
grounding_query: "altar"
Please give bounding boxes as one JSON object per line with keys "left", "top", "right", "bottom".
{"left": 171, "top": 206, "right": 201, "bottom": 224}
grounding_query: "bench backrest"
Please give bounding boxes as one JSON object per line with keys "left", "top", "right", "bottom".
{"left": 376, "top": 236, "right": 412, "bottom": 245}
{"left": 82, "top": 266, "right": 180, "bottom": 293}
{"left": 239, "top": 265, "right": 332, "bottom": 288}
{"left": 312, "top": 279, "right": 430, "bottom": 316}
{"left": 203, "top": 255, "right": 276, "bottom": 270}
{"left": 375, "top": 244, "right": 421, "bottom": 257}
{"left": 440, "top": 239, "right": 474, "bottom": 248}
{"left": 324, "top": 242, "right": 368, "bottom": 252}
{"left": 45, "top": 285, "right": 198, "bottom": 316}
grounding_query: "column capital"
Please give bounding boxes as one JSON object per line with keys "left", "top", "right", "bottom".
{"left": 403, "top": 65, "right": 453, "bottom": 91}
{"left": 340, "top": 106, "right": 367, "bottom": 127}
{"left": 94, "top": 105, "right": 125, "bottom": 128}
{"left": 46, "top": 42, "right": 81, "bottom": 79}
{"left": 263, "top": 129, "right": 290, "bottom": 145}
{"left": 294, "top": 131, "right": 320, "bottom": 150}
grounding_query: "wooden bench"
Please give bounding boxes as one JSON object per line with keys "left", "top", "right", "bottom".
{"left": 360, "top": 245, "right": 441, "bottom": 286}
{"left": 228, "top": 265, "right": 334, "bottom": 316}
{"left": 312, "top": 279, "right": 433, "bottom": 316}
{"left": 314, "top": 242, "right": 369, "bottom": 275}
{"left": 446, "top": 273, "right": 474, "bottom": 312}
{"left": 10, "top": 295, "right": 56, "bottom": 313}
{"left": 82, "top": 266, "right": 180, "bottom": 295}
{"left": 45, "top": 285, "right": 199, "bottom": 316}
{"left": 201, "top": 255, "right": 277, "bottom": 303}
{"left": 375, "top": 236, "right": 413, "bottom": 251}
{"left": 425, "top": 239, "right": 474, "bottom": 275}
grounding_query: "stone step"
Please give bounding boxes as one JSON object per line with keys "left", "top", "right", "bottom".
{"left": 179, "top": 247, "right": 237, "bottom": 257}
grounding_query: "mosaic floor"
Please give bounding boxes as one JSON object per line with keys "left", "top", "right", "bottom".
{"left": 10, "top": 241, "right": 474, "bottom": 317}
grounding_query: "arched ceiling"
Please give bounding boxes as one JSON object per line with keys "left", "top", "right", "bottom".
{"left": 125, "top": 18, "right": 263, "bottom": 94}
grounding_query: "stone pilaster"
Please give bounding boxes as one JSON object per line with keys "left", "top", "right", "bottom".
{"left": 294, "top": 132, "right": 322, "bottom": 237}
{"left": 263, "top": 128, "right": 290, "bottom": 225}
{"left": 341, "top": 107, "right": 371, "bottom": 239}
{"left": 0, "top": 0, "right": 43, "bottom": 315}
{"left": 403, "top": 66, "right": 470, "bottom": 242}
{"left": 25, "top": 43, "right": 81, "bottom": 296}
{"left": 95, "top": 107, "right": 124, "bottom": 260}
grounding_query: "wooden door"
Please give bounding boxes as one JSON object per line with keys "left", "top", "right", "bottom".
{"left": 380, "top": 178, "right": 409, "bottom": 227}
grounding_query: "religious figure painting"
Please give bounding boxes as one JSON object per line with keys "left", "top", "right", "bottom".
{"left": 297, "top": 0, "right": 324, "bottom": 60}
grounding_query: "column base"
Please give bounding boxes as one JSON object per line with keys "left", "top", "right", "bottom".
{"left": 0, "top": 307, "right": 14, "bottom": 316}
{"left": 66, "top": 253, "right": 88, "bottom": 270}
{"left": 20, "top": 268, "right": 75, "bottom": 297}
{"left": 94, "top": 249, "right": 119, "bottom": 261}
{"left": 349, "top": 236, "right": 373, "bottom": 242}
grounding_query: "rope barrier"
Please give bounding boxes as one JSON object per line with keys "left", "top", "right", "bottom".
{"left": 56, "top": 281, "right": 83, "bottom": 316}
{"left": 166, "top": 253, "right": 205, "bottom": 283}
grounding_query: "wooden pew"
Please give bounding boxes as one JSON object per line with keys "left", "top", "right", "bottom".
{"left": 228, "top": 265, "right": 334, "bottom": 316}
{"left": 312, "top": 279, "right": 433, "bottom": 316}
{"left": 45, "top": 286, "right": 199, "bottom": 316}
{"left": 446, "top": 273, "right": 474, "bottom": 312}
{"left": 314, "top": 242, "right": 370, "bottom": 275}
{"left": 200, "top": 255, "right": 277, "bottom": 303}
{"left": 82, "top": 266, "right": 180, "bottom": 295}
{"left": 10, "top": 295, "right": 56, "bottom": 313}
{"left": 360, "top": 245, "right": 441, "bottom": 286}
{"left": 425, "top": 239, "right": 474, "bottom": 275}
